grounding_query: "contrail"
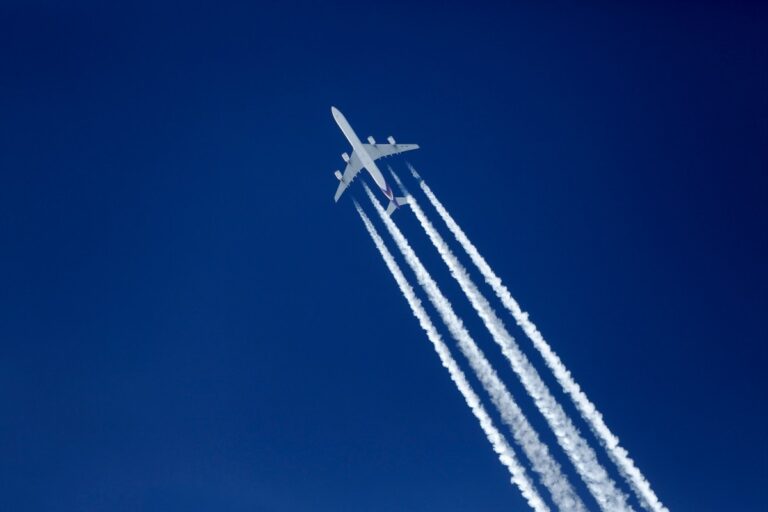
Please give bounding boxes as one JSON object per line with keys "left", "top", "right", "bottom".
{"left": 389, "top": 171, "right": 632, "bottom": 512}
{"left": 410, "top": 164, "right": 668, "bottom": 512}
{"left": 354, "top": 202, "right": 549, "bottom": 512}
{"left": 362, "top": 185, "right": 585, "bottom": 512}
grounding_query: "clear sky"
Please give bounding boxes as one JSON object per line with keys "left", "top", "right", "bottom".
{"left": 1, "top": 2, "right": 766, "bottom": 511}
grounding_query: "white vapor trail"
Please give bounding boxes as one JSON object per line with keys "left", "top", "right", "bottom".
{"left": 354, "top": 202, "right": 549, "bottom": 512}
{"left": 389, "top": 171, "right": 632, "bottom": 512}
{"left": 411, "top": 164, "right": 668, "bottom": 512}
{"left": 362, "top": 185, "right": 585, "bottom": 512}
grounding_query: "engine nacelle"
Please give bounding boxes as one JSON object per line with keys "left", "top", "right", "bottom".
{"left": 387, "top": 136, "right": 396, "bottom": 145}
{"left": 367, "top": 136, "right": 376, "bottom": 144}
{"left": 334, "top": 170, "right": 344, "bottom": 182}
{"left": 341, "top": 152, "right": 350, "bottom": 163}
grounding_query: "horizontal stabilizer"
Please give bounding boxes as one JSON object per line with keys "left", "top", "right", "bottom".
{"left": 385, "top": 196, "right": 409, "bottom": 216}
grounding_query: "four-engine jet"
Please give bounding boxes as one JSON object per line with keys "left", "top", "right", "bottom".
{"left": 331, "top": 106, "right": 419, "bottom": 215}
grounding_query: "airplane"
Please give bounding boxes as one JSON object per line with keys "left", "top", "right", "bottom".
{"left": 331, "top": 106, "right": 419, "bottom": 215}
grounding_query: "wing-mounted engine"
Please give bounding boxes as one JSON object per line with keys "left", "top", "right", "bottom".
{"left": 341, "top": 152, "right": 350, "bottom": 163}
{"left": 387, "top": 136, "right": 396, "bottom": 145}
{"left": 334, "top": 170, "right": 344, "bottom": 182}
{"left": 367, "top": 136, "right": 376, "bottom": 144}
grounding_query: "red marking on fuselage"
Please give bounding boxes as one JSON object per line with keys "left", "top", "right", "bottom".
{"left": 383, "top": 183, "right": 394, "bottom": 201}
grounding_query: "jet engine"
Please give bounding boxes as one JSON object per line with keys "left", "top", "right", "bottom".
{"left": 341, "top": 152, "right": 350, "bottom": 163}
{"left": 367, "top": 136, "right": 376, "bottom": 144}
{"left": 387, "top": 136, "right": 396, "bottom": 145}
{"left": 334, "top": 170, "right": 344, "bottom": 182}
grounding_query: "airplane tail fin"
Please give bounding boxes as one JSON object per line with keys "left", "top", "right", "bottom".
{"left": 385, "top": 196, "right": 409, "bottom": 216}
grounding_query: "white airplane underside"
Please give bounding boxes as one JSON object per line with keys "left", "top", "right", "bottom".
{"left": 331, "top": 106, "right": 419, "bottom": 215}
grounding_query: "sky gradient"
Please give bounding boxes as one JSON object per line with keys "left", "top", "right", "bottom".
{"left": 1, "top": 2, "right": 767, "bottom": 511}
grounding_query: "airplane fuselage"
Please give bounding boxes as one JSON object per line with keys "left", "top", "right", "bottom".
{"left": 331, "top": 107, "right": 394, "bottom": 200}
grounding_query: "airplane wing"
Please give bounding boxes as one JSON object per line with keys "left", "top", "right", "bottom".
{"left": 363, "top": 143, "right": 419, "bottom": 161}
{"left": 333, "top": 151, "right": 364, "bottom": 202}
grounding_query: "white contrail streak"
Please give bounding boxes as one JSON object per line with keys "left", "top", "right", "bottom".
{"left": 389, "top": 171, "right": 632, "bottom": 512}
{"left": 411, "top": 164, "right": 668, "bottom": 512}
{"left": 362, "top": 186, "right": 585, "bottom": 512}
{"left": 354, "top": 202, "right": 549, "bottom": 512}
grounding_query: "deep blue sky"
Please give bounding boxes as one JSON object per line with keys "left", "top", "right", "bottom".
{"left": 1, "top": 2, "right": 766, "bottom": 511}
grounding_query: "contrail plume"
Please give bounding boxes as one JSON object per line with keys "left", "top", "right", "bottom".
{"left": 354, "top": 202, "right": 549, "bottom": 512}
{"left": 410, "top": 164, "right": 668, "bottom": 512}
{"left": 362, "top": 185, "right": 585, "bottom": 512}
{"left": 389, "top": 171, "right": 632, "bottom": 512}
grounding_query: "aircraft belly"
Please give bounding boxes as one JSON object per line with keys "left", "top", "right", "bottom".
{"left": 365, "top": 163, "right": 387, "bottom": 192}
